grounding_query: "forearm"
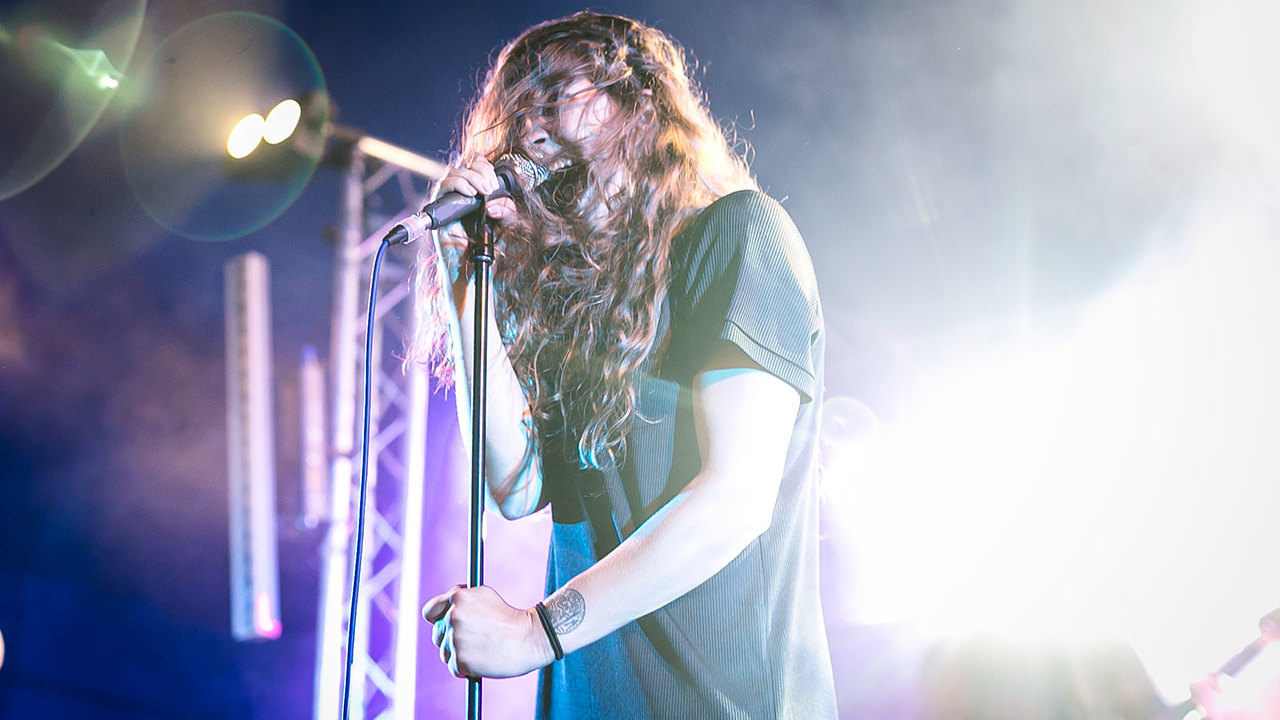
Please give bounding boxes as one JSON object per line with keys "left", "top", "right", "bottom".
{"left": 424, "top": 162, "right": 542, "bottom": 519}
{"left": 540, "top": 360, "right": 797, "bottom": 655}
{"left": 451, "top": 273, "right": 543, "bottom": 519}
{"left": 423, "top": 356, "right": 801, "bottom": 681}
{"left": 541, "top": 471, "right": 771, "bottom": 653}
{"left": 419, "top": 483, "right": 763, "bottom": 682}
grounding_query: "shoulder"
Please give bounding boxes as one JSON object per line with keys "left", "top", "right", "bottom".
{"left": 673, "top": 190, "right": 814, "bottom": 292}
{"left": 662, "top": 190, "right": 824, "bottom": 400}
{"left": 704, "top": 188, "right": 785, "bottom": 217}
{"left": 685, "top": 190, "right": 800, "bottom": 247}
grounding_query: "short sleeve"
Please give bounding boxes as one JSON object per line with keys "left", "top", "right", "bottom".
{"left": 664, "top": 191, "right": 823, "bottom": 401}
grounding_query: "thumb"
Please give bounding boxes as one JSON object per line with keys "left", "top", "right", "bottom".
{"left": 422, "top": 585, "right": 464, "bottom": 622}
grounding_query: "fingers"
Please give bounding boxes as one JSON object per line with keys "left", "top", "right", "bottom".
{"left": 437, "top": 197, "right": 516, "bottom": 250}
{"left": 431, "top": 613, "right": 448, "bottom": 648}
{"left": 428, "top": 604, "right": 468, "bottom": 678}
{"left": 437, "top": 611, "right": 472, "bottom": 679}
{"left": 424, "top": 586, "right": 472, "bottom": 679}
{"left": 438, "top": 619, "right": 452, "bottom": 663}
{"left": 438, "top": 623, "right": 469, "bottom": 679}
{"left": 440, "top": 155, "right": 500, "bottom": 197}
{"left": 485, "top": 197, "right": 518, "bottom": 222}
{"left": 438, "top": 155, "right": 518, "bottom": 226}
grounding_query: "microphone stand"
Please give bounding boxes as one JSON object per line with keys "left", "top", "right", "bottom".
{"left": 465, "top": 203, "right": 492, "bottom": 720}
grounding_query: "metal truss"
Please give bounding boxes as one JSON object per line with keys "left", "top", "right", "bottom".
{"left": 313, "top": 133, "right": 447, "bottom": 720}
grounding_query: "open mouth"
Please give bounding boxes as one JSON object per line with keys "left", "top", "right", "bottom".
{"left": 537, "top": 161, "right": 587, "bottom": 216}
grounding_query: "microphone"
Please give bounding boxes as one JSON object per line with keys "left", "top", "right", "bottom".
{"left": 383, "top": 153, "right": 551, "bottom": 245}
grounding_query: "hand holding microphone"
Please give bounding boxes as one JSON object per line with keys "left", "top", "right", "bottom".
{"left": 438, "top": 154, "right": 523, "bottom": 226}
{"left": 384, "top": 153, "right": 550, "bottom": 245}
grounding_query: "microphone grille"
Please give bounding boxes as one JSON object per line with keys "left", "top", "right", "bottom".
{"left": 497, "top": 152, "right": 550, "bottom": 195}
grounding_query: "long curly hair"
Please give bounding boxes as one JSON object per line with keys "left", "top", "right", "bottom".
{"left": 412, "top": 12, "right": 756, "bottom": 469}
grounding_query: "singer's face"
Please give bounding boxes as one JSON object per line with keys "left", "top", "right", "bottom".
{"left": 521, "top": 77, "right": 615, "bottom": 164}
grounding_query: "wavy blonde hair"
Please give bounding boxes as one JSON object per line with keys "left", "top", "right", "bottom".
{"left": 412, "top": 12, "right": 756, "bottom": 468}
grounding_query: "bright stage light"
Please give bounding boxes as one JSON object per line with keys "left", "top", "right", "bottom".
{"left": 227, "top": 113, "right": 266, "bottom": 159}
{"left": 0, "top": 10, "right": 142, "bottom": 201}
{"left": 3, "top": 27, "right": 125, "bottom": 92}
{"left": 263, "top": 98, "right": 301, "bottom": 145}
{"left": 64, "top": 45, "right": 122, "bottom": 91}
{"left": 226, "top": 99, "right": 304, "bottom": 158}
{"left": 1187, "top": 645, "right": 1280, "bottom": 720}
{"left": 254, "top": 591, "right": 282, "bottom": 639}
{"left": 120, "top": 12, "right": 328, "bottom": 240}
{"left": 821, "top": 207, "right": 1280, "bottom": 700}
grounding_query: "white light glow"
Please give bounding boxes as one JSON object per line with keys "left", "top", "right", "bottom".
{"left": 822, "top": 211, "right": 1280, "bottom": 701}
{"left": 262, "top": 98, "right": 301, "bottom": 145}
{"left": 227, "top": 113, "right": 265, "bottom": 159}
{"left": 254, "top": 592, "right": 281, "bottom": 639}
{"left": 1187, "top": 647, "right": 1280, "bottom": 720}
{"left": 1172, "top": 0, "right": 1280, "bottom": 165}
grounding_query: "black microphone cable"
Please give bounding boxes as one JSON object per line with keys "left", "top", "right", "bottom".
{"left": 341, "top": 237, "right": 390, "bottom": 720}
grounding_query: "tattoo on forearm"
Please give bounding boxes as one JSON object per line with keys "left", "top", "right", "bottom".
{"left": 548, "top": 589, "right": 585, "bottom": 635}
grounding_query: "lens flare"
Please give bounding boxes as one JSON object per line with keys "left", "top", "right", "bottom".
{"left": 0, "top": 1, "right": 146, "bottom": 200}
{"left": 118, "top": 12, "right": 327, "bottom": 241}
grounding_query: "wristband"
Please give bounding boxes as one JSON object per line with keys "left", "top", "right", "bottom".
{"left": 534, "top": 602, "right": 565, "bottom": 661}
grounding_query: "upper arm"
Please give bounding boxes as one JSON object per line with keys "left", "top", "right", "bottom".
{"left": 668, "top": 194, "right": 819, "bottom": 537}
{"left": 689, "top": 343, "right": 801, "bottom": 537}
{"left": 435, "top": 230, "right": 546, "bottom": 520}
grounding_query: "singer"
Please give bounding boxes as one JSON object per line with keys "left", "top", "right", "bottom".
{"left": 415, "top": 12, "right": 836, "bottom": 719}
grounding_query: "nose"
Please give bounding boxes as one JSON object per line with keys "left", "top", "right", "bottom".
{"left": 521, "top": 117, "right": 559, "bottom": 160}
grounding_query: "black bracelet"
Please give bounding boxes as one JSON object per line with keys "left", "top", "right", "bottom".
{"left": 534, "top": 602, "right": 564, "bottom": 661}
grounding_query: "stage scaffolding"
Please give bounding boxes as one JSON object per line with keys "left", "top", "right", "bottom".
{"left": 313, "top": 130, "right": 447, "bottom": 720}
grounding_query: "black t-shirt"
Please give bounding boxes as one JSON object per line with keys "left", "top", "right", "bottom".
{"left": 536, "top": 190, "right": 836, "bottom": 719}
